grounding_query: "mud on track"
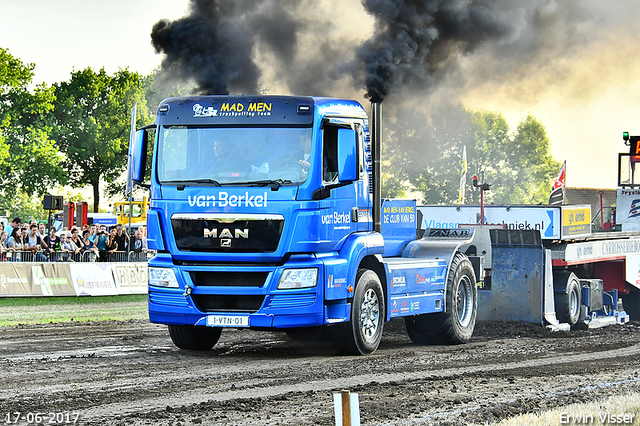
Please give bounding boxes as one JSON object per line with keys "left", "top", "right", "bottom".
{"left": 1, "top": 319, "right": 640, "bottom": 425}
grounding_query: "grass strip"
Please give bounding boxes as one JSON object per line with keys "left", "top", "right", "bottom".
{"left": 0, "top": 294, "right": 147, "bottom": 306}
{"left": 492, "top": 392, "right": 640, "bottom": 425}
{"left": 0, "top": 295, "right": 148, "bottom": 326}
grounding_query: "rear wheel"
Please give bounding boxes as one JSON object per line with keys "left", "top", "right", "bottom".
{"left": 168, "top": 325, "right": 222, "bottom": 350}
{"left": 554, "top": 273, "right": 581, "bottom": 326}
{"left": 332, "top": 269, "right": 384, "bottom": 355}
{"left": 405, "top": 253, "right": 477, "bottom": 345}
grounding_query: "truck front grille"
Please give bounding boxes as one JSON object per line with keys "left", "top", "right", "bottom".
{"left": 171, "top": 214, "right": 284, "bottom": 253}
{"left": 190, "top": 271, "right": 268, "bottom": 287}
{"left": 192, "top": 295, "right": 265, "bottom": 313}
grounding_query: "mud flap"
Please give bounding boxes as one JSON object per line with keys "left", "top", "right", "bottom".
{"left": 543, "top": 249, "right": 570, "bottom": 331}
{"left": 478, "top": 229, "right": 568, "bottom": 330}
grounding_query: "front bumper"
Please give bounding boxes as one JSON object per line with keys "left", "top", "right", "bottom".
{"left": 147, "top": 253, "right": 336, "bottom": 329}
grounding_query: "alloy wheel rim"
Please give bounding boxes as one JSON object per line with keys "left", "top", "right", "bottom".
{"left": 360, "top": 288, "right": 380, "bottom": 341}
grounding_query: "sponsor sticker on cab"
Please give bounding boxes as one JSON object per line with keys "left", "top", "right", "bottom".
{"left": 207, "top": 315, "right": 249, "bottom": 327}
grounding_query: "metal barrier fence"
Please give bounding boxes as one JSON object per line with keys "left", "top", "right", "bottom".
{"left": 1, "top": 250, "right": 155, "bottom": 263}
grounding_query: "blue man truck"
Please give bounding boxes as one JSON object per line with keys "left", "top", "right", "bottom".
{"left": 128, "top": 96, "right": 479, "bottom": 355}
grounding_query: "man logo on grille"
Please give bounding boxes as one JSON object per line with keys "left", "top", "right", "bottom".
{"left": 204, "top": 228, "right": 249, "bottom": 239}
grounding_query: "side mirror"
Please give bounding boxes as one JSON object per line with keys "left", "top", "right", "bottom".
{"left": 337, "top": 127, "right": 357, "bottom": 182}
{"left": 131, "top": 130, "right": 148, "bottom": 184}
{"left": 127, "top": 129, "right": 148, "bottom": 195}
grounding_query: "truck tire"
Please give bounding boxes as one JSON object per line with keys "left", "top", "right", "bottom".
{"left": 404, "top": 253, "right": 477, "bottom": 345}
{"left": 168, "top": 325, "right": 222, "bottom": 350}
{"left": 554, "top": 273, "right": 581, "bottom": 326}
{"left": 332, "top": 269, "right": 385, "bottom": 355}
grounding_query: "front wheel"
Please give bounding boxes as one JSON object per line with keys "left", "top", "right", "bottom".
{"left": 405, "top": 253, "right": 477, "bottom": 345}
{"left": 332, "top": 269, "right": 385, "bottom": 355}
{"left": 168, "top": 325, "right": 222, "bottom": 350}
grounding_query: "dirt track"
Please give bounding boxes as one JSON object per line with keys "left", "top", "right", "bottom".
{"left": 2, "top": 319, "right": 640, "bottom": 425}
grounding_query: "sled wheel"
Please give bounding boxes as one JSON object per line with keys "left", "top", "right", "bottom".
{"left": 622, "top": 287, "right": 640, "bottom": 321}
{"left": 554, "top": 273, "right": 581, "bottom": 326}
{"left": 405, "top": 253, "right": 477, "bottom": 345}
{"left": 168, "top": 325, "right": 222, "bottom": 350}
{"left": 332, "top": 269, "right": 385, "bottom": 355}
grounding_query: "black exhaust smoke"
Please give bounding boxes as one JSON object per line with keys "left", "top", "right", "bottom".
{"left": 151, "top": 1, "right": 614, "bottom": 109}
{"left": 150, "top": 0, "right": 302, "bottom": 95}
{"left": 356, "top": 0, "right": 517, "bottom": 103}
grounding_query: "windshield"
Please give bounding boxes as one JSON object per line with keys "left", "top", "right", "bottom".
{"left": 157, "top": 126, "right": 312, "bottom": 185}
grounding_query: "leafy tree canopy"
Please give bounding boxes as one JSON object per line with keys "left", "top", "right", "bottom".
{"left": 382, "top": 104, "right": 561, "bottom": 205}
{"left": 50, "top": 67, "right": 151, "bottom": 212}
{"left": 0, "top": 47, "right": 66, "bottom": 197}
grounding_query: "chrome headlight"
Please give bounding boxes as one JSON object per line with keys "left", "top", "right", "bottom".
{"left": 148, "top": 267, "right": 180, "bottom": 288}
{"left": 277, "top": 268, "right": 318, "bottom": 289}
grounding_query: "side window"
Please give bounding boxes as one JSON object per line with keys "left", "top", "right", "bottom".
{"left": 322, "top": 126, "right": 339, "bottom": 183}
{"left": 356, "top": 123, "right": 365, "bottom": 175}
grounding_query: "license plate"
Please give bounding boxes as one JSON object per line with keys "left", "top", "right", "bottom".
{"left": 206, "top": 315, "right": 249, "bottom": 328}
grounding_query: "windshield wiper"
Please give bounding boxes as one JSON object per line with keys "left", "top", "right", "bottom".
{"left": 241, "top": 179, "right": 292, "bottom": 190}
{"left": 168, "top": 179, "right": 221, "bottom": 190}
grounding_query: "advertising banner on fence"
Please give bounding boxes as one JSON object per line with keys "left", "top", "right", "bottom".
{"left": 0, "top": 263, "right": 33, "bottom": 296}
{"left": 33, "top": 263, "right": 74, "bottom": 295}
{"left": 0, "top": 263, "right": 75, "bottom": 296}
{"left": 0, "top": 262, "right": 147, "bottom": 297}
{"left": 112, "top": 263, "right": 148, "bottom": 294}
{"left": 69, "top": 263, "right": 118, "bottom": 296}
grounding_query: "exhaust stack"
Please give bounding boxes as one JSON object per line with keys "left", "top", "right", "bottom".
{"left": 371, "top": 101, "right": 382, "bottom": 233}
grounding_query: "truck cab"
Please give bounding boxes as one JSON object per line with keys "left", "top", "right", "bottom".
{"left": 130, "top": 95, "right": 477, "bottom": 354}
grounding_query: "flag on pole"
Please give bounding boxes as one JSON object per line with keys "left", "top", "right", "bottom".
{"left": 548, "top": 160, "right": 566, "bottom": 205}
{"left": 458, "top": 146, "right": 467, "bottom": 205}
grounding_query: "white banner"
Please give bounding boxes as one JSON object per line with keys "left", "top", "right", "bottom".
{"left": 112, "top": 263, "right": 148, "bottom": 294}
{"left": 69, "top": 263, "right": 118, "bottom": 296}
{"left": 418, "top": 205, "right": 560, "bottom": 239}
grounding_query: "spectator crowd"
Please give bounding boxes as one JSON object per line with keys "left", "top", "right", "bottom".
{"left": 0, "top": 217, "right": 151, "bottom": 262}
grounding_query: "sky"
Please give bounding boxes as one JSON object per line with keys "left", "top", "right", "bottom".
{"left": 2, "top": 0, "right": 640, "bottom": 191}
{"left": 0, "top": 0, "right": 189, "bottom": 83}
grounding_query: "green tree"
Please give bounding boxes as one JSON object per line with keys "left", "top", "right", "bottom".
{"left": 105, "top": 68, "right": 196, "bottom": 201}
{"left": 50, "top": 67, "right": 150, "bottom": 212}
{"left": 509, "top": 114, "right": 561, "bottom": 203}
{"left": 468, "top": 111, "right": 560, "bottom": 204}
{"left": 383, "top": 103, "right": 476, "bottom": 204}
{"left": 383, "top": 104, "right": 560, "bottom": 206}
{"left": 468, "top": 109, "right": 515, "bottom": 204}
{"left": 0, "top": 191, "right": 49, "bottom": 224}
{"left": 0, "top": 48, "right": 66, "bottom": 196}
